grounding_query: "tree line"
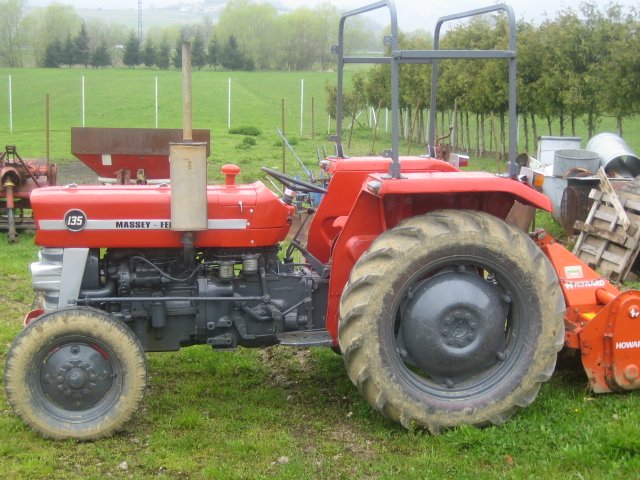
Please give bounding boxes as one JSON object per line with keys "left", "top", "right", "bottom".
{"left": 1, "top": 0, "right": 638, "bottom": 154}
{"left": 333, "top": 2, "right": 640, "bottom": 155}
{"left": 0, "top": 0, "right": 375, "bottom": 71}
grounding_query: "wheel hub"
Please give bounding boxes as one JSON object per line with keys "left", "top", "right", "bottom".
{"left": 441, "top": 308, "right": 479, "bottom": 348}
{"left": 41, "top": 343, "right": 114, "bottom": 411}
{"left": 400, "top": 268, "right": 510, "bottom": 382}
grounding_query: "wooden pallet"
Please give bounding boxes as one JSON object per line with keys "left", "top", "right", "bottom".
{"left": 572, "top": 182, "right": 640, "bottom": 283}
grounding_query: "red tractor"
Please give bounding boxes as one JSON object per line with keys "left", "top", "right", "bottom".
{"left": 4, "top": 1, "right": 639, "bottom": 440}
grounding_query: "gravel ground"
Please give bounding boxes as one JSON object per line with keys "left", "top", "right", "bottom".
{"left": 54, "top": 161, "right": 99, "bottom": 185}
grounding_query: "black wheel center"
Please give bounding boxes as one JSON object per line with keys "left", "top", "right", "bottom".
{"left": 400, "top": 269, "right": 509, "bottom": 382}
{"left": 41, "top": 343, "right": 114, "bottom": 411}
{"left": 66, "top": 368, "right": 89, "bottom": 389}
{"left": 442, "top": 309, "right": 479, "bottom": 347}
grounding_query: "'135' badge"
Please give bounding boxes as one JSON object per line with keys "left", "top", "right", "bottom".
{"left": 64, "top": 209, "right": 87, "bottom": 232}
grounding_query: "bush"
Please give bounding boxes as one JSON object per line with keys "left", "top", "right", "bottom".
{"left": 273, "top": 137, "right": 298, "bottom": 147}
{"left": 229, "top": 126, "right": 261, "bottom": 136}
{"left": 236, "top": 136, "right": 257, "bottom": 149}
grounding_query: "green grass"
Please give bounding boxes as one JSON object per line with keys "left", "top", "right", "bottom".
{"left": 0, "top": 68, "right": 346, "bottom": 184}
{"left": 1, "top": 69, "right": 639, "bottom": 477}
{"left": 0, "top": 235, "right": 639, "bottom": 477}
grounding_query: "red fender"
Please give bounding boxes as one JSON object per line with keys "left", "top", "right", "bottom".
{"left": 324, "top": 172, "right": 551, "bottom": 340}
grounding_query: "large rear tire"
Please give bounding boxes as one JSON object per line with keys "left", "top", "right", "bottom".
{"left": 4, "top": 307, "right": 147, "bottom": 440}
{"left": 338, "top": 210, "right": 564, "bottom": 432}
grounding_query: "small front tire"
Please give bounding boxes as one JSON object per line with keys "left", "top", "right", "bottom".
{"left": 4, "top": 307, "right": 147, "bottom": 440}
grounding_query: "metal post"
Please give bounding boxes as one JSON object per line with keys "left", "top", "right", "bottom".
{"left": 227, "top": 77, "right": 231, "bottom": 130}
{"left": 300, "top": 78, "right": 304, "bottom": 136}
{"left": 281, "top": 98, "right": 286, "bottom": 173}
{"left": 46, "top": 94, "right": 50, "bottom": 163}
{"left": 311, "top": 97, "right": 315, "bottom": 140}
{"left": 154, "top": 76, "right": 158, "bottom": 128}
{"left": 81, "top": 76, "right": 85, "bottom": 127}
{"left": 9, "top": 75, "right": 13, "bottom": 133}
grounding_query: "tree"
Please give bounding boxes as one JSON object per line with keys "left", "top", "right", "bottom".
{"left": 91, "top": 42, "right": 111, "bottom": 68}
{"left": 219, "top": 35, "right": 253, "bottom": 71}
{"left": 122, "top": 31, "right": 141, "bottom": 67}
{"left": 280, "top": 8, "right": 324, "bottom": 70}
{"left": 74, "top": 23, "right": 90, "bottom": 67}
{"left": 192, "top": 32, "right": 206, "bottom": 70}
{"left": 22, "top": 3, "right": 80, "bottom": 67}
{"left": 215, "top": 0, "right": 279, "bottom": 70}
{"left": 43, "top": 40, "right": 63, "bottom": 68}
{"left": 61, "top": 35, "right": 75, "bottom": 66}
{"left": 0, "top": 0, "right": 26, "bottom": 67}
{"left": 156, "top": 38, "right": 171, "bottom": 69}
{"left": 595, "top": 5, "right": 640, "bottom": 134}
{"left": 172, "top": 34, "right": 183, "bottom": 69}
{"left": 142, "top": 38, "right": 156, "bottom": 68}
{"left": 207, "top": 37, "right": 219, "bottom": 68}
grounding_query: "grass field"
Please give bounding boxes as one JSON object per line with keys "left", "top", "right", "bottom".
{"left": 0, "top": 233, "right": 639, "bottom": 478}
{"left": 1, "top": 68, "right": 638, "bottom": 183}
{"left": 0, "top": 68, "right": 639, "bottom": 478}
{"left": 0, "top": 68, "right": 350, "bottom": 184}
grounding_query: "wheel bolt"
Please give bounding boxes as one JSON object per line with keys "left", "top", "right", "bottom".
{"left": 496, "top": 351, "right": 506, "bottom": 361}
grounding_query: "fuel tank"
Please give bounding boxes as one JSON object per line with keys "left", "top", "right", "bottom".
{"left": 31, "top": 182, "right": 294, "bottom": 248}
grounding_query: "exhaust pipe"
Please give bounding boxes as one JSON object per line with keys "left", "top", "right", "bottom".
{"left": 169, "top": 41, "right": 208, "bottom": 232}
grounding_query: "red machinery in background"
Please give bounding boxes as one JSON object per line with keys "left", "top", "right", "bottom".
{"left": 0, "top": 145, "right": 56, "bottom": 242}
{"left": 71, "top": 127, "right": 210, "bottom": 184}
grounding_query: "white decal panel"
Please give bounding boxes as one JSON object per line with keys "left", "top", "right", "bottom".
{"left": 616, "top": 340, "right": 640, "bottom": 350}
{"left": 563, "top": 279, "right": 606, "bottom": 290}
{"left": 564, "top": 265, "right": 584, "bottom": 280}
{"left": 39, "top": 218, "right": 248, "bottom": 231}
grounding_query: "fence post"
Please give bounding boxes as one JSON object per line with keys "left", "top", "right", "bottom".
{"left": 300, "top": 78, "right": 304, "bottom": 136}
{"left": 9, "top": 75, "right": 13, "bottom": 133}
{"left": 281, "top": 98, "right": 286, "bottom": 173}
{"left": 227, "top": 77, "right": 231, "bottom": 130}
{"left": 155, "top": 76, "right": 158, "bottom": 128}
{"left": 81, "top": 76, "right": 86, "bottom": 127}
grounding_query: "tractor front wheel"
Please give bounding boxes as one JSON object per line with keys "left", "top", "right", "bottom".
{"left": 338, "top": 210, "right": 564, "bottom": 432}
{"left": 4, "top": 307, "right": 147, "bottom": 440}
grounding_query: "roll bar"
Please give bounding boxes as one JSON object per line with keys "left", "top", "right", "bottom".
{"left": 332, "top": 1, "right": 518, "bottom": 179}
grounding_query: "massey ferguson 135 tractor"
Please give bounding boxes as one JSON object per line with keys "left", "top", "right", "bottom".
{"left": 4, "top": 1, "right": 640, "bottom": 440}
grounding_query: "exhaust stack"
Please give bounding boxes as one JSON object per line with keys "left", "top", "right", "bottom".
{"left": 169, "top": 42, "right": 208, "bottom": 232}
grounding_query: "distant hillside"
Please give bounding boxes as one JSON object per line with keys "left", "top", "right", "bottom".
{"left": 75, "top": 4, "right": 224, "bottom": 31}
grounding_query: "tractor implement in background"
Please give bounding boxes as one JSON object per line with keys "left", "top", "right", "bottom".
{"left": 0, "top": 145, "right": 57, "bottom": 242}
{"left": 71, "top": 127, "right": 210, "bottom": 184}
{"left": 533, "top": 231, "right": 640, "bottom": 392}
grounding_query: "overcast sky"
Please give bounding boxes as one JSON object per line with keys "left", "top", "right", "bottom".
{"left": 28, "top": 0, "right": 639, "bottom": 32}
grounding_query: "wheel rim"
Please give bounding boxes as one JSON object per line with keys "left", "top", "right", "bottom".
{"left": 32, "top": 336, "right": 122, "bottom": 422}
{"left": 390, "top": 255, "right": 527, "bottom": 400}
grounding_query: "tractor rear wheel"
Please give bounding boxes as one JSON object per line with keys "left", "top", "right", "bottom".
{"left": 4, "top": 307, "right": 147, "bottom": 440}
{"left": 338, "top": 210, "right": 564, "bottom": 432}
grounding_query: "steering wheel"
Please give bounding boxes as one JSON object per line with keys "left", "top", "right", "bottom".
{"left": 261, "top": 167, "right": 327, "bottom": 194}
